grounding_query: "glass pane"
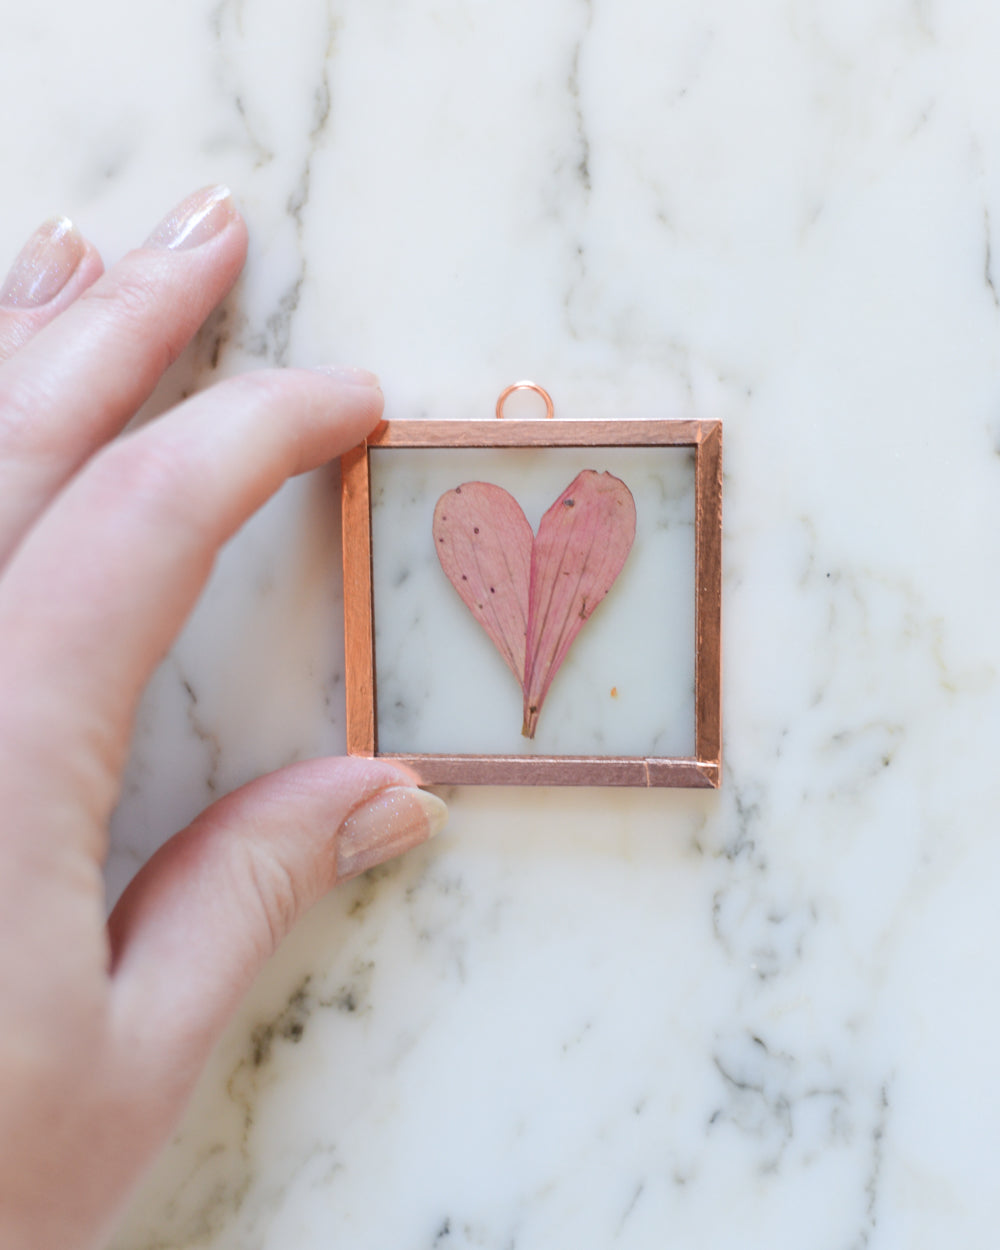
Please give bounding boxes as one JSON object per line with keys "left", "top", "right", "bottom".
{"left": 370, "top": 445, "right": 696, "bottom": 758}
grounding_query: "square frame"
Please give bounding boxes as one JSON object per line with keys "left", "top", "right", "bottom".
{"left": 342, "top": 418, "right": 722, "bottom": 787}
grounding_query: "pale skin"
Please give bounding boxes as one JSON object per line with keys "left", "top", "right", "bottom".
{"left": 0, "top": 186, "right": 447, "bottom": 1249}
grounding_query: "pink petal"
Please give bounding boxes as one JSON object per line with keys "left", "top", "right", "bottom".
{"left": 433, "top": 482, "right": 533, "bottom": 685}
{"left": 522, "top": 471, "right": 636, "bottom": 738}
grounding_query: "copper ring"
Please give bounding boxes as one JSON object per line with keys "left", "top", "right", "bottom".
{"left": 495, "top": 381, "right": 555, "bottom": 420}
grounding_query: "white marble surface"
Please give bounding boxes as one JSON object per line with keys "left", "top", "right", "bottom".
{"left": 3, "top": 0, "right": 1000, "bottom": 1246}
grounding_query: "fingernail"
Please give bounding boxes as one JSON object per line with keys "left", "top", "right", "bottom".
{"left": 310, "top": 364, "right": 381, "bottom": 388}
{"left": 0, "top": 217, "right": 85, "bottom": 309}
{"left": 336, "top": 786, "right": 448, "bottom": 881}
{"left": 144, "top": 185, "right": 237, "bottom": 251}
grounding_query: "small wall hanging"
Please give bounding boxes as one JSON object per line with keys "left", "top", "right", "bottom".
{"left": 341, "top": 383, "right": 722, "bottom": 787}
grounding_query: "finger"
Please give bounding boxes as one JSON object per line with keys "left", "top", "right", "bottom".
{"left": 107, "top": 758, "right": 446, "bottom": 1088}
{"left": 0, "top": 367, "right": 383, "bottom": 844}
{"left": 0, "top": 217, "right": 104, "bottom": 361}
{"left": 0, "top": 185, "right": 247, "bottom": 566}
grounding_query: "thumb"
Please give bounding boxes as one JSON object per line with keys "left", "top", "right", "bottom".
{"left": 106, "top": 758, "right": 446, "bottom": 1091}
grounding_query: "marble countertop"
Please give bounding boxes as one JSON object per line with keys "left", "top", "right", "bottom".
{"left": 4, "top": 1, "right": 1000, "bottom": 1246}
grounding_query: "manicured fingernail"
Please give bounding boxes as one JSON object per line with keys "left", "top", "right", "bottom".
{"left": 310, "top": 364, "right": 381, "bottom": 388}
{"left": 144, "top": 185, "right": 237, "bottom": 251}
{"left": 0, "top": 217, "right": 86, "bottom": 309}
{"left": 336, "top": 786, "right": 447, "bottom": 881}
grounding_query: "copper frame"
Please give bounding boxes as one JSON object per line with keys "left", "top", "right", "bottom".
{"left": 341, "top": 418, "right": 722, "bottom": 788}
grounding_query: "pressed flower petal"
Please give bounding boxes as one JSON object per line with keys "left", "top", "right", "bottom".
{"left": 433, "top": 482, "right": 533, "bottom": 685}
{"left": 522, "top": 470, "right": 636, "bottom": 738}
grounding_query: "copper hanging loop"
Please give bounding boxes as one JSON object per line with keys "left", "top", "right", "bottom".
{"left": 495, "top": 381, "right": 555, "bottom": 420}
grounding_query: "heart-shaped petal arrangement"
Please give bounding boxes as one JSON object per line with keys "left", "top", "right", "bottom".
{"left": 433, "top": 471, "right": 636, "bottom": 738}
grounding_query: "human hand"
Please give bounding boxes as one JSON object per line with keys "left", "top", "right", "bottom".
{"left": 0, "top": 187, "right": 446, "bottom": 1249}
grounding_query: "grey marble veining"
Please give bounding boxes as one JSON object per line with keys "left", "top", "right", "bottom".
{"left": 3, "top": 0, "right": 1000, "bottom": 1246}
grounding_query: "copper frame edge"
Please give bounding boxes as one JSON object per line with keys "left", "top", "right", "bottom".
{"left": 341, "top": 418, "right": 723, "bottom": 789}
{"left": 694, "top": 422, "right": 723, "bottom": 785}
{"left": 368, "top": 418, "right": 707, "bottom": 449}
{"left": 381, "top": 754, "right": 718, "bottom": 789}
{"left": 341, "top": 445, "right": 376, "bottom": 757}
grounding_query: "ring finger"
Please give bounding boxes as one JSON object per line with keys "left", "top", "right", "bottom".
{"left": 0, "top": 218, "right": 105, "bottom": 362}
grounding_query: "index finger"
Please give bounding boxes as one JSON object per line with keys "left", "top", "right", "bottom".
{"left": 0, "top": 366, "right": 382, "bottom": 845}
